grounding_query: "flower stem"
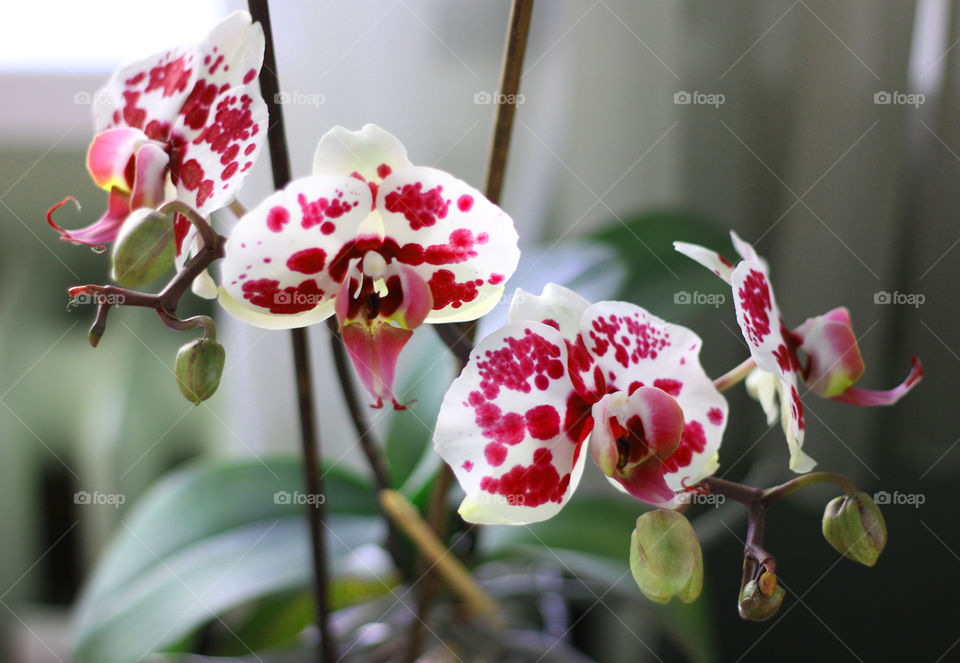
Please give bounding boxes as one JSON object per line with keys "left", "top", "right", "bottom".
{"left": 759, "top": 471, "right": 858, "bottom": 504}
{"left": 713, "top": 356, "right": 757, "bottom": 392}
{"left": 247, "top": 1, "right": 334, "bottom": 660}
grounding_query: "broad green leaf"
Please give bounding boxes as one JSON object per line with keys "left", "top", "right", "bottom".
{"left": 73, "top": 455, "right": 383, "bottom": 663}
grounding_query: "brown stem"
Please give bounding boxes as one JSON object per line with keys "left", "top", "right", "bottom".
{"left": 248, "top": 1, "right": 334, "bottom": 661}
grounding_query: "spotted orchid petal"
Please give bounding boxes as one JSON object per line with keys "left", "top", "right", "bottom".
{"left": 673, "top": 241, "right": 735, "bottom": 283}
{"left": 169, "top": 84, "right": 267, "bottom": 216}
{"left": 745, "top": 368, "right": 780, "bottom": 426}
{"left": 86, "top": 127, "right": 149, "bottom": 192}
{"left": 313, "top": 123, "right": 413, "bottom": 188}
{"left": 579, "top": 301, "right": 727, "bottom": 490}
{"left": 93, "top": 11, "right": 264, "bottom": 138}
{"left": 335, "top": 260, "right": 432, "bottom": 409}
{"left": 434, "top": 322, "right": 591, "bottom": 525}
{"left": 374, "top": 166, "right": 519, "bottom": 323}
{"left": 508, "top": 283, "right": 592, "bottom": 340}
{"left": 730, "top": 254, "right": 811, "bottom": 472}
{"left": 218, "top": 174, "right": 374, "bottom": 329}
{"left": 589, "top": 387, "right": 685, "bottom": 505}
{"left": 509, "top": 283, "right": 605, "bottom": 400}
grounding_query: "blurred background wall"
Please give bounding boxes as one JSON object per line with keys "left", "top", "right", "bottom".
{"left": 1, "top": 0, "right": 958, "bottom": 661}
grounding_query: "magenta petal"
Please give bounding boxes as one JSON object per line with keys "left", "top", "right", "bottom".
{"left": 831, "top": 356, "right": 923, "bottom": 406}
{"left": 48, "top": 189, "right": 131, "bottom": 248}
{"left": 341, "top": 321, "right": 412, "bottom": 409}
{"left": 130, "top": 142, "right": 170, "bottom": 209}
{"left": 796, "top": 312, "right": 865, "bottom": 398}
{"left": 86, "top": 127, "right": 148, "bottom": 192}
{"left": 590, "top": 388, "right": 685, "bottom": 505}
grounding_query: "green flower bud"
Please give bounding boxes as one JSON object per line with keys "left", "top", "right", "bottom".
{"left": 822, "top": 491, "right": 887, "bottom": 567}
{"left": 175, "top": 338, "right": 225, "bottom": 405}
{"left": 629, "top": 509, "right": 703, "bottom": 604}
{"left": 111, "top": 208, "right": 175, "bottom": 287}
{"left": 738, "top": 567, "right": 785, "bottom": 622}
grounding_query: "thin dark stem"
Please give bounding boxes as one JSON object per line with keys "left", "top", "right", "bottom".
{"left": 247, "top": 1, "right": 334, "bottom": 661}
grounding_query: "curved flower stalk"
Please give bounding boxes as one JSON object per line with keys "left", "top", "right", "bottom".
{"left": 675, "top": 231, "right": 922, "bottom": 472}
{"left": 49, "top": 11, "right": 267, "bottom": 275}
{"left": 219, "top": 124, "right": 521, "bottom": 409}
{"left": 433, "top": 284, "right": 728, "bottom": 525}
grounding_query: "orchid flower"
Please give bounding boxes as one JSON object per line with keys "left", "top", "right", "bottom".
{"left": 433, "top": 284, "right": 728, "bottom": 525}
{"left": 219, "top": 124, "right": 520, "bottom": 409}
{"left": 49, "top": 11, "right": 267, "bottom": 278}
{"left": 675, "top": 231, "right": 922, "bottom": 473}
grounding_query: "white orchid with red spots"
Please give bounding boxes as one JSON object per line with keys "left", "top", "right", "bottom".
{"left": 49, "top": 11, "right": 266, "bottom": 268}
{"left": 219, "top": 124, "right": 520, "bottom": 409}
{"left": 675, "top": 231, "right": 922, "bottom": 472}
{"left": 433, "top": 284, "right": 727, "bottom": 525}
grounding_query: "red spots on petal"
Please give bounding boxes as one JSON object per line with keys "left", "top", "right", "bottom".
{"left": 653, "top": 378, "right": 682, "bottom": 397}
{"left": 297, "top": 192, "right": 352, "bottom": 230}
{"left": 535, "top": 374, "right": 549, "bottom": 390}
{"left": 526, "top": 405, "right": 560, "bottom": 440}
{"left": 143, "top": 119, "right": 170, "bottom": 141}
{"left": 287, "top": 247, "right": 327, "bottom": 274}
{"left": 457, "top": 194, "right": 474, "bottom": 212}
{"left": 383, "top": 182, "right": 450, "bottom": 230}
{"left": 479, "top": 449, "right": 570, "bottom": 507}
{"left": 791, "top": 386, "right": 804, "bottom": 431}
{"left": 564, "top": 392, "right": 595, "bottom": 444}
{"left": 207, "top": 54, "right": 225, "bottom": 75}
{"left": 222, "top": 161, "right": 239, "bottom": 180}
{"left": 145, "top": 55, "right": 191, "bottom": 98}
{"left": 376, "top": 163, "right": 392, "bottom": 179}
{"left": 485, "top": 443, "right": 508, "bottom": 466}
{"left": 125, "top": 72, "right": 145, "bottom": 85}
{"left": 662, "top": 420, "right": 706, "bottom": 473}
{"left": 173, "top": 213, "right": 191, "bottom": 255}
{"left": 243, "top": 68, "right": 257, "bottom": 84}
{"left": 244, "top": 143, "right": 256, "bottom": 156}
{"left": 197, "top": 180, "right": 214, "bottom": 208}
{"left": 739, "top": 269, "right": 773, "bottom": 346}
{"left": 462, "top": 460, "right": 474, "bottom": 472}
{"left": 707, "top": 407, "right": 724, "bottom": 426}
{"left": 180, "top": 80, "right": 220, "bottom": 130}
{"left": 588, "top": 312, "right": 669, "bottom": 369}
{"left": 179, "top": 158, "right": 204, "bottom": 190}
{"left": 241, "top": 278, "right": 325, "bottom": 314}
{"left": 488, "top": 273, "right": 505, "bottom": 285}
{"left": 474, "top": 329, "right": 565, "bottom": 400}
{"left": 542, "top": 318, "right": 560, "bottom": 330}
{"left": 428, "top": 270, "right": 483, "bottom": 310}
{"left": 628, "top": 381, "right": 644, "bottom": 395}
{"left": 266, "top": 206, "right": 290, "bottom": 233}
{"left": 121, "top": 90, "right": 147, "bottom": 128}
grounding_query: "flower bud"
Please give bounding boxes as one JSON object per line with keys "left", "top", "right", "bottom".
{"left": 110, "top": 207, "right": 175, "bottom": 287}
{"left": 738, "top": 567, "right": 785, "bottom": 621}
{"left": 629, "top": 509, "right": 703, "bottom": 604}
{"left": 822, "top": 491, "right": 887, "bottom": 567}
{"left": 174, "top": 338, "right": 225, "bottom": 405}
